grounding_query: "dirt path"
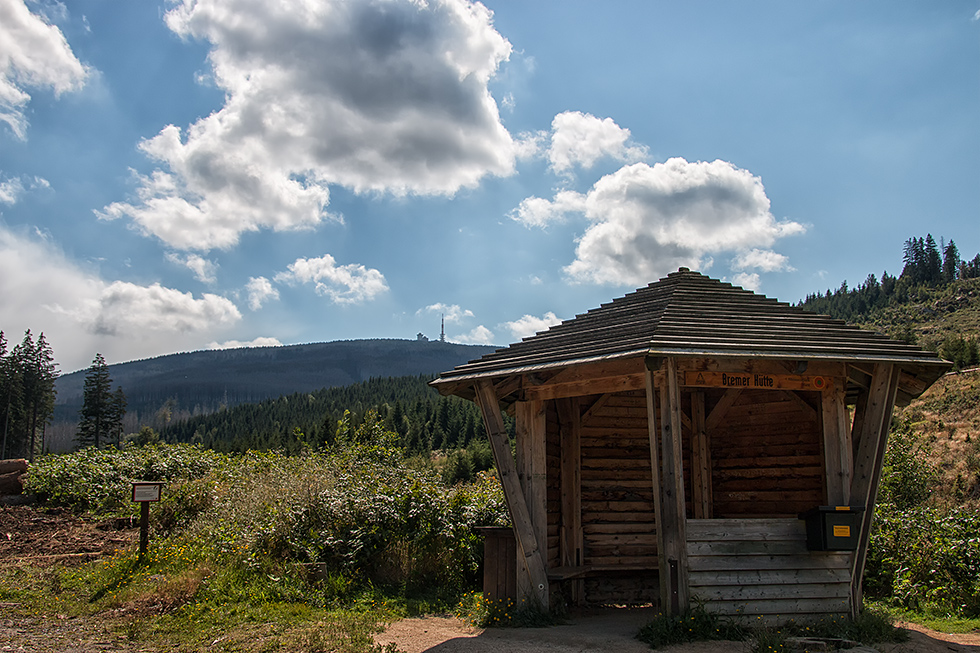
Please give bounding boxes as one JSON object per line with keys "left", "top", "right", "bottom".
{"left": 376, "top": 610, "right": 980, "bottom": 653}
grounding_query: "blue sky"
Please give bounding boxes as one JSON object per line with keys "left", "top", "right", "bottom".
{"left": 2, "top": 0, "right": 978, "bottom": 373}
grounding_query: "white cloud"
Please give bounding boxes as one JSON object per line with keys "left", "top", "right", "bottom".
{"left": 504, "top": 311, "right": 561, "bottom": 340}
{"left": 0, "top": 175, "right": 49, "bottom": 204}
{"left": 245, "top": 276, "right": 279, "bottom": 311}
{"left": 208, "top": 336, "right": 282, "bottom": 350}
{"left": 166, "top": 251, "right": 218, "bottom": 284}
{"left": 511, "top": 189, "right": 586, "bottom": 228}
{"left": 0, "top": 224, "right": 242, "bottom": 370}
{"left": 548, "top": 111, "right": 648, "bottom": 174}
{"left": 0, "top": 0, "right": 88, "bottom": 139}
{"left": 75, "top": 281, "right": 240, "bottom": 336}
{"left": 731, "top": 248, "right": 794, "bottom": 273}
{"left": 731, "top": 272, "right": 761, "bottom": 291}
{"left": 418, "top": 302, "right": 474, "bottom": 323}
{"left": 0, "top": 177, "right": 23, "bottom": 204}
{"left": 275, "top": 254, "right": 388, "bottom": 304}
{"left": 563, "top": 158, "right": 805, "bottom": 286}
{"left": 103, "top": 0, "right": 517, "bottom": 251}
{"left": 455, "top": 324, "right": 494, "bottom": 345}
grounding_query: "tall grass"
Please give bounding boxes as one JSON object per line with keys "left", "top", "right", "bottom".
{"left": 16, "top": 425, "right": 509, "bottom": 651}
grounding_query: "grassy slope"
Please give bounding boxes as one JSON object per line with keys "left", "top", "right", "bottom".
{"left": 850, "top": 277, "right": 980, "bottom": 507}
{"left": 856, "top": 277, "right": 980, "bottom": 350}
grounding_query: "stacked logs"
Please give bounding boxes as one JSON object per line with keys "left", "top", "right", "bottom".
{"left": 0, "top": 459, "right": 28, "bottom": 495}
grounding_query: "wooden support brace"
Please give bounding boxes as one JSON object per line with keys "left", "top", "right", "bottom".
{"left": 848, "top": 364, "right": 899, "bottom": 615}
{"left": 474, "top": 380, "right": 550, "bottom": 610}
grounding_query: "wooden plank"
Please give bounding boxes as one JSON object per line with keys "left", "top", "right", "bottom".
{"left": 582, "top": 511, "right": 657, "bottom": 523}
{"left": 686, "top": 518, "right": 805, "bottom": 540}
{"left": 689, "top": 568, "right": 851, "bottom": 586}
{"left": 687, "top": 541, "right": 810, "bottom": 556}
{"left": 690, "top": 583, "right": 850, "bottom": 601}
{"left": 699, "top": 598, "right": 851, "bottom": 616}
{"left": 584, "top": 522, "right": 660, "bottom": 535}
{"left": 474, "top": 381, "right": 549, "bottom": 609}
{"left": 688, "top": 553, "right": 851, "bottom": 572}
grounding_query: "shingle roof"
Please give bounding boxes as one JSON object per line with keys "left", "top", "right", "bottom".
{"left": 433, "top": 268, "right": 950, "bottom": 388}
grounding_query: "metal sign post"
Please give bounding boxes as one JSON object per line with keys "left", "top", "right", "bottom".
{"left": 131, "top": 482, "right": 164, "bottom": 557}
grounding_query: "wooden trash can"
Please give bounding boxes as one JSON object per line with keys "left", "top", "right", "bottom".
{"left": 475, "top": 526, "right": 516, "bottom": 602}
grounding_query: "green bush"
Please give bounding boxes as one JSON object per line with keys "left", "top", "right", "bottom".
{"left": 878, "top": 421, "right": 938, "bottom": 509}
{"left": 866, "top": 504, "right": 980, "bottom": 616}
{"left": 24, "top": 444, "right": 225, "bottom": 514}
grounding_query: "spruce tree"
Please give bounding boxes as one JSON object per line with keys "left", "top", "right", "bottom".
{"left": 77, "top": 353, "right": 126, "bottom": 448}
{"left": 942, "top": 239, "right": 960, "bottom": 283}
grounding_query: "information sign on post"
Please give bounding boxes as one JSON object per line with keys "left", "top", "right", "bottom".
{"left": 131, "top": 481, "right": 164, "bottom": 557}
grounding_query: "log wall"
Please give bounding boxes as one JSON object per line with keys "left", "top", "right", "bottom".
{"left": 708, "top": 390, "right": 824, "bottom": 517}
{"left": 577, "top": 390, "right": 659, "bottom": 604}
{"left": 687, "top": 518, "right": 852, "bottom": 622}
{"left": 546, "top": 401, "right": 562, "bottom": 569}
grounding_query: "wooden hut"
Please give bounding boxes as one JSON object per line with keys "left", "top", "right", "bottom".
{"left": 431, "top": 268, "right": 950, "bottom": 622}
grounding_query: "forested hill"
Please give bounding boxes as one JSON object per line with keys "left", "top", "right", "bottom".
{"left": 52, "top": 339, "right": 496, "bottom": 430}
{"left": 797, "top": 234, "right": 979, "bottom": 369}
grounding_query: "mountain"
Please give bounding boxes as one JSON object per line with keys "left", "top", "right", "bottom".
{"left": 48, "top": 339, "right": 497, "bottom": 449}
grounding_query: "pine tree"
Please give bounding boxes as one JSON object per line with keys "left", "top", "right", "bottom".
{"left": 924, "top": 234, "right": 942, "bottom": 284}
{"left": 77, "top": 353, "right": 126, "bottom": 448}
{"left": 942, "top": 239, "right": 960, "bottom": 283}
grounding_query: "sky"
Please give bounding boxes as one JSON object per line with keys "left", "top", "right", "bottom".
{"left": 1, "top": 0, "right": 978, "bottom": 374}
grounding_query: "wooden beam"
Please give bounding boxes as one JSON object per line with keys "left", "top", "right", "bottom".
{"left": 660, "top": 357, "right": 690, "bottom": 614}
{"left": 524, "top": 372, "right": 646, "bottom": 401}
{"left": 705, "top": 388, "right": 743, "bottom": 431}
{"left": 581, "top": 393, "right": 613, "bottom": 424}
{"left": 556, "top": 397, "right": 583, "bottom": 605}
{"left": 474, "top": 381, "right": 549, "bottom": 609}
{"left": 821, "top": 382, "right": 852, "bottom": 505}
{"left": 848, "top": 364, "right": 899, "bottom": 615}
{"left": 691, "top": 391, "right": 712, "bottom": 519}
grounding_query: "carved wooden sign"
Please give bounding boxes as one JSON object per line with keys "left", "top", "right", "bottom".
{"left": 682, "top": 371, "right": 830, "bottom": 391}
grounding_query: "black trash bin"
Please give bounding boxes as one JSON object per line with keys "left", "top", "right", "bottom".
{"left": 799, "top": 506, "right": 864, "bottom": 551}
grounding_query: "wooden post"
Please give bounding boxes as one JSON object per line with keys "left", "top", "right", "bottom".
{"left": 822, "top": 382, "right": 852, "bottom": 505}
{"left": 660, "top": 357, "right": 690, "bottom": 614}
{"left": 848, "top": 364, "right": 899, "bottom": 615}
{"left": 690, "top": 391, "right": 712, "bottom": 519}
{"left": 516, "top": 399, "right": 548, "bottom": 603}
{"left": 139, "top": 501, "right": 150, "bottom": 557}
{"left": 474, "top": 380, "right": 549, "bottom": 610}
{"left": 644, "top": 364, "right": 667, "bottom": 613}
{"left": 556, "top": 397, "right": 583, "bottom": 604}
